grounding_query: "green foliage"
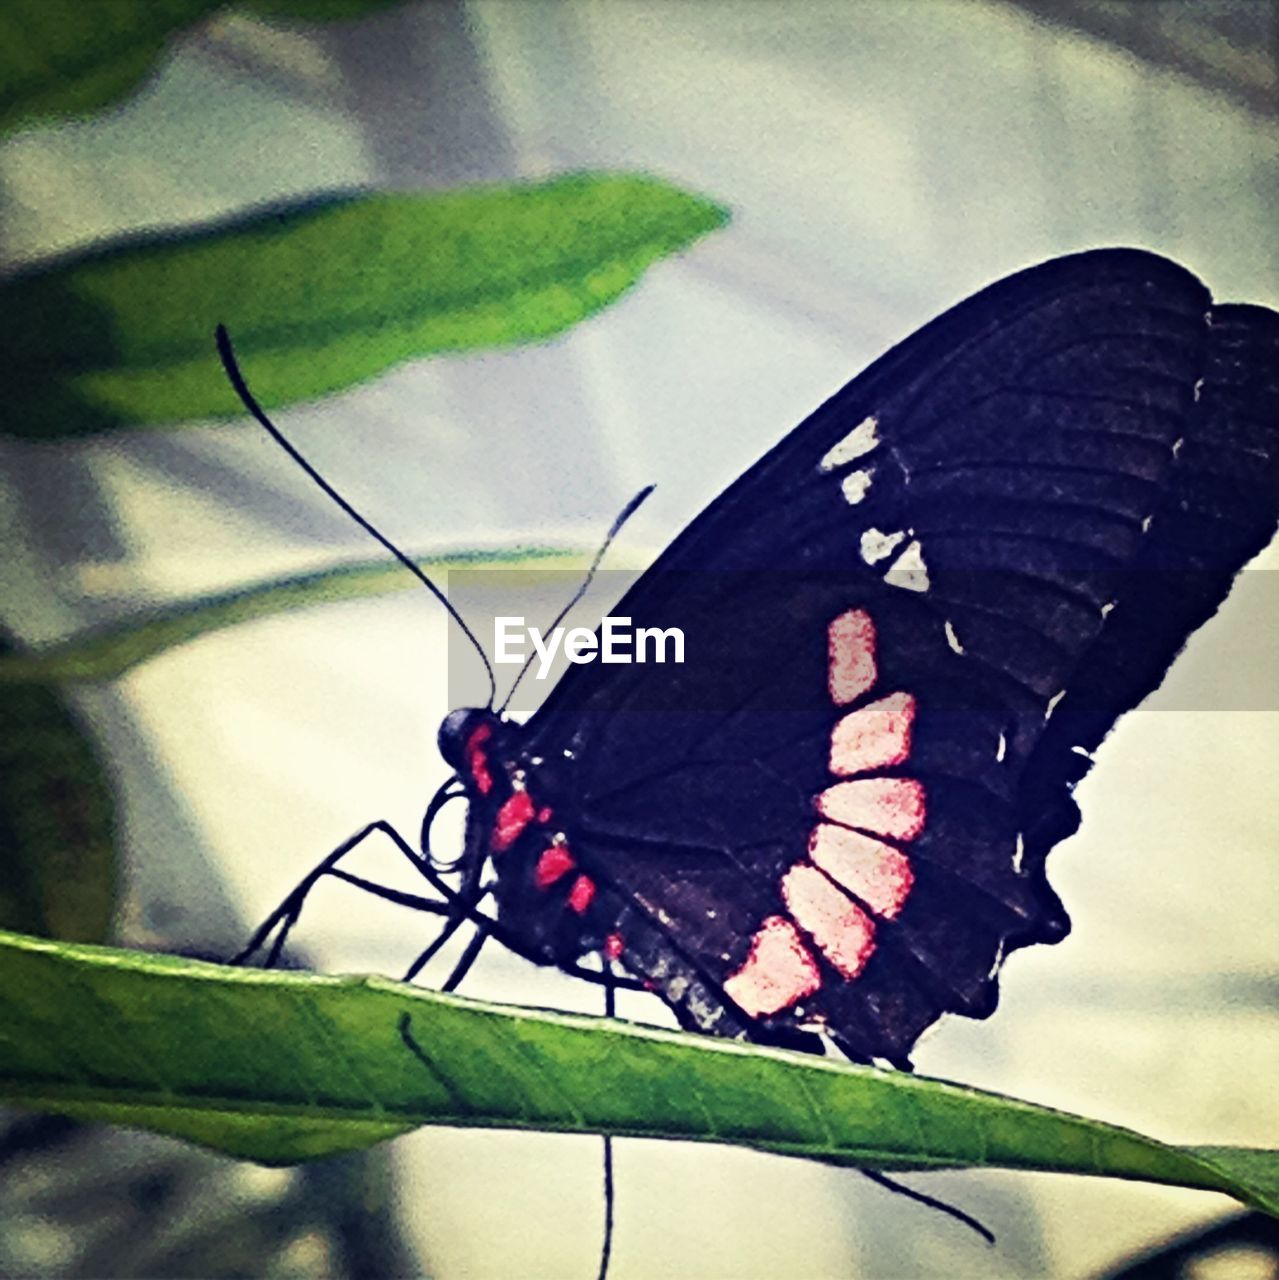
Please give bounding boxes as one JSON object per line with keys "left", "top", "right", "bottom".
{"left": 0, "top": 0, "right": 407, "bottom": 136}
{"left": 0, "top": 929, "right": 1275, "bottom": 1221}
{"left": 0, "top": 174, "right": 729, "bottom": 438}
{"left": 244, "top": 0, "right": 405, "bottom": 18}
{"left": 0, "top": 642, "right": 116, "bottom": 942}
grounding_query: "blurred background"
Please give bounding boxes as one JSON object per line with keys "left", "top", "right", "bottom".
{"left": 1, "top": 1, "right": 1277, "bottom": 1276}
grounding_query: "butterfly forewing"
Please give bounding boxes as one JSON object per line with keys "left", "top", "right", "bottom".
{"left": 489, "top": 250, "right": 1279, "bottom": 1063}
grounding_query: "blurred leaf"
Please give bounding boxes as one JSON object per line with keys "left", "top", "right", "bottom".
{"left": 0, "top": 0, "right": 218, "bottom": 135}
{"left": 0, "top": 642, "right": 116, "bottom": 941}
{"left": 0, "top": 174, "right": 729, "bottom": 438}
{"left": 244, "top": 0, "right": 404, "bottom": 18}
{"left": 0, "top": 0, "right": 407, "bottom": 136}
{"left": 1096, "top": 1211, "right": 1279, "bottom": 1280}
{"left": 0, "top": 547, "right": 586, "bottom": 683}
{"left": 0, "top": 930, "right": 1276, "bottom": 1220}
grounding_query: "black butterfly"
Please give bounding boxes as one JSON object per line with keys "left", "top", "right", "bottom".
{"left": 224, "top": 247, "right": 1279, "bottom": 1072}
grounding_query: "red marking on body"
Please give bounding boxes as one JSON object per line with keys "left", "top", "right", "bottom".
{"left": 464, "top": 723, "right": 494, "bottom": 795}
{"left": 491, "top": 788, "right": 535, "bottom": 851}
{"left": 537, "top": 806, "right": 554, "bottom": 824}
{"left": 723, "top": 915, "right": 821, "bottom": 1018}
{"left": 604, "top": 931, "right": 624, "bottom": 961}
{"left": 567, "top": 874, "right": 596, "bottom": 915}
{"left": 827, "top": 609, "right": 877, "bottom": 706}
{"left": 817, "top": 777, "right": 926, "bottom": 841}
{"left": 782, "top": 863, "right": 877, "bottom": 979}
{"left": 808, "top": 823, "right": 914, "bottom": 919}
{"left": 534, "top": 844, "right": 575, "bottom": 889}
{"left": 829, "top": 692, "right": 915, "bottom": 776}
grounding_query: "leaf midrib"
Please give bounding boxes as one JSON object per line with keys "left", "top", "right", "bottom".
{"left": 0, "top": 1076, "right": 1251, "bottom": 1202}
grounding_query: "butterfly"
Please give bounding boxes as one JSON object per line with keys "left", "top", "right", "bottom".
{"left": 223, "top": 246, "right": 1279, "bottom": 1072}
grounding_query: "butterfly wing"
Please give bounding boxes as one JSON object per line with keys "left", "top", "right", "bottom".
{"left": 515, "top": 249, "right": 1279, "bottom": 1063}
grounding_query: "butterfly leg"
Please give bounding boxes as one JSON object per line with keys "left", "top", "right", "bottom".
{"left": 440, "top": 926, "right": 490, "bottom": 992}
{"left": 823, "top": 1039, "right": 991, "bottom": 1239}
{"left": 233, "top": 818, "right": 448, "bottom": 967}
{"left": 597, "top": 972, "right": 617, "bottom": 1280}
{"left": 403, "top": 881, "right": 498, "bottom": 983}
{"left": 403, "top": 783, "right": 499, "bottom": 984}
{"left": 560, "top": 965, "right": 648, "bottom": 993}
{"left": 860, "top": 1170, "right": 994, "bottom": 1244}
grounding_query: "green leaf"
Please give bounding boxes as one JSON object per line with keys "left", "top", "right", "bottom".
{"left": 0, "top": 930, "right": 1275, "bottom": 1218}
{"left": 0, "top": 547, "right": 585, "bottom": 684}
{"left": 0, "top": 1, "right": 407, "bottom": 136}
{"left": 0, "top": 644, "right": 117, "bottom": 941}
{"left": 243, "top": 0, "right": 405, "bottom": 18}
{"left": 0, "top": 174, "right": 730, "bottom": 439}
{"left": 0, "top": 0, "right": 219, "bottom": 135}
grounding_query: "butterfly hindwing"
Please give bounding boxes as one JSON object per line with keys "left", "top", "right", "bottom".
{"left": 496, "top": 250, "right": 1279, "bottom": 1061}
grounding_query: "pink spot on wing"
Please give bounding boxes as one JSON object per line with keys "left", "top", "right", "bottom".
{"left": 567, "top": 874, "right": 596, "bottom": 915}
{"left": 828, "top": 609, "right": 877, "bottom": 706}
{"left": 723, "top": 916, "right": 821, "bottom": 1017}
{"left": 465, "top": 723, "right": 494, "bottom": 795}
{"left": 829, "top": 692, "right": 916, "bottom": 776}
{"left": 604, "top": 931, "right": 624, "bottom": 961}
{"left": 533, "top": 844, "right": 575, "bottom": 889}
{"left": 491, "top": 789, "right": 535, "bottom": 851}
{"left": 808, "top": 823, "right": 914, "bottom": 918}
{"left": 817, "top": 777, "right": 926, "bottom": 841}
{"left": 537, "top": 806, "right": 554, "bottom": 824}
{"left": 782, "top": 863, "right": 877, "bottom": 979}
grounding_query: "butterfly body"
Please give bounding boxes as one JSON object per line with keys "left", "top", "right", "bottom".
{"left": 431, "top": 248, "right": 1279, "bottom": 1067}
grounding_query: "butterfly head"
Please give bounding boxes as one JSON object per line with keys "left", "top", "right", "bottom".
{"left": 438, "top": 707, "right": 506, "bottom": 795}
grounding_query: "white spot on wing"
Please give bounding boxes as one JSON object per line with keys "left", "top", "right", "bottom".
{"left": 819, "top": 415, "right": 879, "bottom": 472}
{"left": 884, "top": 539, "right": 930, "bottom": 593}
{"left": 1100, "top": 601, "right": 1115, "bottom": 617}
{"left": 996, "top": 731, "right": 1006, "bottom": 762}
{"left": 860, "top": 527, "right": 905, "bottom": 565}
{"left": 944, "top": 619, "right": 964, "bottom": 654}
{"left": 1013, "top": 832, "right": 1025, "bottom": 873}
{"left": 1045, "top": 689, "right": 1065, "bottom": 719}
{"left": 840, "top": 469, "right": 874, "bottom": 504}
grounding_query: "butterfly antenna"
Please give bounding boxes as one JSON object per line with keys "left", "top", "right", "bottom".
{"left": 498, "top": 483, "right": 654, "bottom": 714}
{"left": 215, "top": 325, "right": 497, "bottom": 707}
{"left": 861, "top": 1170, "right": 995, "bottom": 1244}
